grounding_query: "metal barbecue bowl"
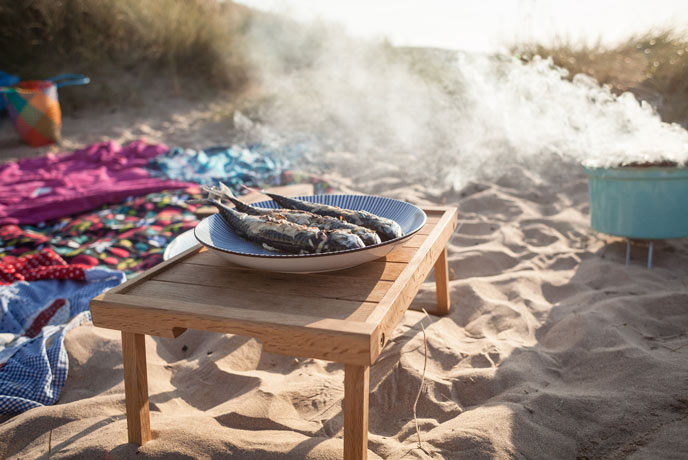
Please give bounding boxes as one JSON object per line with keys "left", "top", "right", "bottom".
{"left": 584, "top": 166, "right": 688, "bottom": 240}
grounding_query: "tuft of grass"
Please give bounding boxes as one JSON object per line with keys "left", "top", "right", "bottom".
{"left": 513, "top": 29, "right": 688, "bottom": 126}
{"left": 0, "top": 0, "right": 250, "bottom": 111}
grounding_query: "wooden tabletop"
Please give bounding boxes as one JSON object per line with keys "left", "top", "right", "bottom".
{"left": 91, "top": 206, "right": 458, "bottom": 366}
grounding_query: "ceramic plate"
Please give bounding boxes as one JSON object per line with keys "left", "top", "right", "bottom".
{"left": 163, "top": 228, "right": 197, "bottom": 261}
{"left": 193, "top": 194, "right": 427, "bottom": 273}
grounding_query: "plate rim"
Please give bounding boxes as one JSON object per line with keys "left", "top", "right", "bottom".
{"left": 193, "top": 194, "right": 427, "bottom": 259}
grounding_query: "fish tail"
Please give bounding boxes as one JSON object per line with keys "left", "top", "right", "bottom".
{"left": 218, "top": 182, "right": 236, "bottom": 198}
{"left": 226, "top": 196, "right": 264, "bottom": 215}
{"left": 264, "top": 193, "right": 307, "bottom": 211}
{"left": 200, "top": 185, "right": 225, "bottom": 201}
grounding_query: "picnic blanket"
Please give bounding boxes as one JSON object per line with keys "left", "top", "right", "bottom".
{"left": 0, "top": 140, "right": 192, "bottom": 225}
{"left": 147, "top": 144, "right": 290, "bottom": 188}
{"left": 0, "top": 250, "right": 124, "bottom": 414}
{"left": 0, "top": 189, "right": 201, "bottom": 275}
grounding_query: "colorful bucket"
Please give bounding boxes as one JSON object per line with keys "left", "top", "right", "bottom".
{"left": 585, "top": 166, "right": 688, "bottom": 239}
{"left": 0, "top": 74, "right": 89, "bottom": 147}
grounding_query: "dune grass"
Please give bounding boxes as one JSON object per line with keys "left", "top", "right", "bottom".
{"left": 0, "top": 0, "right": 250, "bottom": 110}
{"left": 513, "top": 30, "right": 688, "bottom": 126}
{"left": 3, "top": 1, "right": 687, "bottom": 128}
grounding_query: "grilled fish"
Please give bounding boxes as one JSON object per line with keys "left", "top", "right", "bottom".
{"left": 194, "top": 198, "right": 366, "bottom": 254}
{"left": 203, "top": 184, "right": 382, "bottom": 247}
{"left": 264, "top": 193, "right": 404, "bottom": 242}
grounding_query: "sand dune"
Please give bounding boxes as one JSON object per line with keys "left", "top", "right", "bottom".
{"left": 1, "top": 143, "right": 687, "bottom": 459}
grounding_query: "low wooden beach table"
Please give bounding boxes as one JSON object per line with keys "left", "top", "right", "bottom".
{"left": 90, "top": 205, "right": 457, "bottom": 459}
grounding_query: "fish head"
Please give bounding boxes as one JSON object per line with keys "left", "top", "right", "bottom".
{"left": 378, "top": 221, "right": 404, "bottom": 241}
{"left": 360, "top": 231, "right": 382, "bottom": 246}
{"left": 327, "top": 231, "right": 366, "bottom": 251}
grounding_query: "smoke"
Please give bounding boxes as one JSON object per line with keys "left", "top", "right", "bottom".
{"left": 239, "top": 15, "right": 688, "bottom": 189}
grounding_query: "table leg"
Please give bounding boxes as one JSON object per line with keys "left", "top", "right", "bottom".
{"left": 121, "top": 331, "right": 151, "bottom": 445}
{"left": 434, "top": 247, "right": 450, "bottom": 315}
{"left": 344, "top": 364, "right": 370, "bottom": 460}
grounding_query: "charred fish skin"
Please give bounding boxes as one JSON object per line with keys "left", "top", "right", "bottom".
{"left": 354, "top": 209, "right": 404, "bottom": 242}
{"left": 263, "top": 193, "right": 321, "bottom": 213}
{"left": 196, "top": 199, "right": 365, "bottom": 254}
{"left": 226, "top": 195, "right": 269, "bottom": 216}
{"left": 303, "top": 215, "right": 382, "bottom": 246}
{"left": 202, "top": 199, "right": 317, "bottom": 253}
{"left": 200, "top": 199, "right": 322, "bottom": 254}
{"left": 228, "top": 197, "right": 382, "bottom": 246}
{"left": 322, "top": 228, "right": 367, "bottom": 252}
{"left": 264, "top": 193, "right": 404, "bottom": 242}
{"left": 205, "top": 185, "right": 383, "bottom": 246}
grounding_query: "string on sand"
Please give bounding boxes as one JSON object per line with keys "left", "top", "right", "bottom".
{"left": 412, "top": 308, "right": 431, "bottom": 455}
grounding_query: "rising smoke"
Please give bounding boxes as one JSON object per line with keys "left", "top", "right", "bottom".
{"left": 239, "top": 15, "right": 688, "bottom": 189}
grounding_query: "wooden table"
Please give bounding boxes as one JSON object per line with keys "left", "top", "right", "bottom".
{"left": 90, "top": 205, "right": 457, "bottom": 460}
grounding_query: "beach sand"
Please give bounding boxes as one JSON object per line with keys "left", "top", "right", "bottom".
{"left": 1, "top": 104, "right": 688, "bottom": 459}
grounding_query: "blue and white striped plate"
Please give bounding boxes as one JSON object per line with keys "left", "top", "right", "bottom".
{"left": 194, "top": 194, "right": 427, "bottom": 273}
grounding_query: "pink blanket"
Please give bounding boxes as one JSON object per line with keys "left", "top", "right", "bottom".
{"left": 0, "top": 140, "right": 192, "bottom": 225}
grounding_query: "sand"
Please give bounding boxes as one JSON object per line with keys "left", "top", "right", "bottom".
{"left": 1, "top": 102, "right": 688, "bottom": 459}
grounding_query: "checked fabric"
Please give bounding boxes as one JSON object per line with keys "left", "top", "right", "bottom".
{"left": 0, "top": 319, "right": 76, "bottom": 414}
{"left": 0, "top": 267, "right": 125, "bottom": 414}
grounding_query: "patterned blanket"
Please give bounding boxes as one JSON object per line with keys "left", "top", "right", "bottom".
{"left": 1, "top": 189, "right": 202, "bottom": 275}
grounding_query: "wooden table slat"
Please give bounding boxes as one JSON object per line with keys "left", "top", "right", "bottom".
{"left": 382, "top": 247, "right": 417, "bottom": 263}
{"left": 154, "top": 264, "right": 394, "bottom": 303}
{"left": 109, "top": 244, "right": 201, "bottom": 295}
{"left": 416, "top": 216, "right": 440, "bottom": 235}
{"left": 310, "top": 260, "right": 406, "bottom": 280}
{"left": 128, "top": 280, "right": 378, "bottom": 322}
{"left": 401, "top": 233, "right": 428, "bottom": 248}
{"left": 185, "top": 259, "right": 407, "bottom": 281}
